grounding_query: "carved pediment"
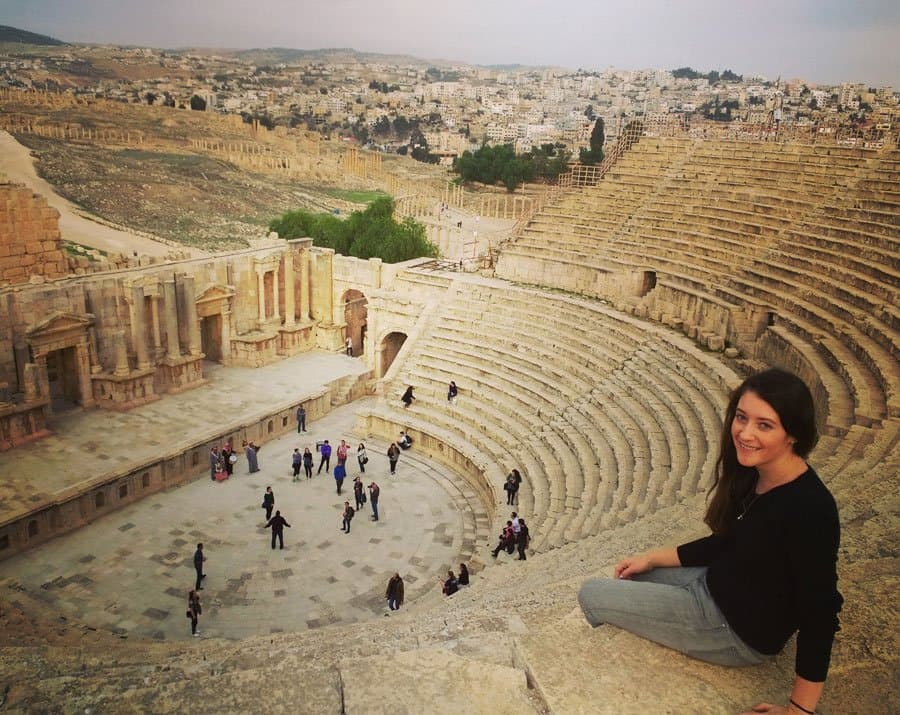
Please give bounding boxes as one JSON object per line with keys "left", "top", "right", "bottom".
{"left": 196, "top": 283, "right": 236, "bottom": 305}
{"left": 26, "top": 312, "right": 95, "bottom": 339}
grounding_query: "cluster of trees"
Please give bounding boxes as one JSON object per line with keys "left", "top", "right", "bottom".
{"left": 673, "top": 67, "right": 743, "bottom": 83}
{"left": 368, "top": 80, "right": 400, "bottom": 93}
{"left": 268, "top": 197, "right": 438, "bottom": 263}
{"left": 701, "top": 97, "right": 741, "bottom": 122}
{"left": 453, "top": 143, "right": 572, "bottom": 192}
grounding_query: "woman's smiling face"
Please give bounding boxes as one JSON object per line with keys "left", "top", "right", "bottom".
{"left": 731, "top": 390, "right": 798, "bottom": 475}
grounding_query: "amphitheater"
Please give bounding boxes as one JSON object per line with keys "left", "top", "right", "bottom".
{"left": 0, "top": 114, "right": 897, "bottom": 714}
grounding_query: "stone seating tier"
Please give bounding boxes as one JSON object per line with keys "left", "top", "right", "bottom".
{"left": 386, "top": 283, "right": 732, "bottom": 551}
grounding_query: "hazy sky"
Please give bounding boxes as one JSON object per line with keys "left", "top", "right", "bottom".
{"left": 2, "top": 0, "right": 898, "bottom": 85}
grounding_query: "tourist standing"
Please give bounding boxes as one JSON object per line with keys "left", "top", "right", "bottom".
{"left": 387, "top": 442, "right": 400, "bottom": 475}
{"left": 222, "top": 440, "right": 235, "bottom": 477}
{"left": 303, "top": 447, "right": 314, "bottom": 479}
{"left": 193, "top": 543, "right": 206, "bottom": 591}
{"left": 262, "top": 486, "right": 275, "bottom": 521}
{"left": 357, "top": 443, "right": 368, "bottom": 473}
{"left": 517, "top": 518, "right": 530, "bottom": 561}
{"left": 447, "top": 380, "right": 458, "bottom": 404}
{"left": 368, "top": 481, "right": 380, "bottom": 521}
{"left": 291, "top": 448, "right": 302, "bottom": 481}
{"left": 334, "top": 463, "right": 346, "bottom": 495}
{"left": 336, "top": 439, "right": 349, "bottom": 466}
{"left": 503, "top": 473, "right": 518, "bottom": 505}
{"left": 296, "top": 405, "right": 306, "bottom": 433}
{"left": 264, "top": 510, "right": 291, "bottom": 550}
{"left": 341, "top": 501, "right": 355, "bottom": 533}
{"left": 386, "top": 573, "right": 404, "bottom": 611}
{"left": 318, "top": 440, "right": 332, "bottom": 474}
{"left": 188, "top": 589, "right": 201, "bottom": 637}
{"left": 245, "top": 440, "right": 260, "bottom": 473}
{"left": 353, "top": 477, "right": 365, "bottom": 511}
{"left": 209, "top": 446, "right": 220, "bottom": 480}
{"left": 346, "top": 336, "right": 353, "bottom": 356}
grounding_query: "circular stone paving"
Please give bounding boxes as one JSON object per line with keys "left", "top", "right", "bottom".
{"left": 0, "top": 403, "right": 469, "bottom": 640}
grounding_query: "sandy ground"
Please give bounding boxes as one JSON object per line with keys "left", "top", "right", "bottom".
{"left": 0, "top": 130, "right": 205, "bottom": 257}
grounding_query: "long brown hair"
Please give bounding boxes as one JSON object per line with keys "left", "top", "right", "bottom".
{"left": 704, "top": 368, "right": 818, "bottom": 534}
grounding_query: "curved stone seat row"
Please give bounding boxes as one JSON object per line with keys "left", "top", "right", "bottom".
{"left": 384, "top": 284, "right": 730, "bottom": 552}
{"left": 499, "top": 136, "right": 899, "bottom": 424}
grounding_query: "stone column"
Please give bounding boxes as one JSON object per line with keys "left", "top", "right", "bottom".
{"left": 163, "top": 279, "right": 181, "bottom": 360}
{"left": 320, "top": 253, "right": 334, "bottom": 323}
{"left": 130, "top": 285, "right": 151, "bottom": 369}
{"left": 283, "top": 249, "right": 296, "bottom": 327}
{"left": 221, "top": 308, "right": 232, "bottom": 363}
{"left": 256, "top": 268, "right": 267, "bottom": 326}
{"left": 180, "top": 275, "right": 202, "bottom": 356}
{"left": 23, "top": 363, "right": 41, "bottom": 401}
{"left": 272, "top": 267, "right": 281, "bottom": 323}
{"left": 149, "top": 296, "right": 162, "bottom": 356}
{"left": 299, "top": 249, "right": 310, "bottom": 323}
{"left": 114, "top": 330, "right": 130, "bottom": 376}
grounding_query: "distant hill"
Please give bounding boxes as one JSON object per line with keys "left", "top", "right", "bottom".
{"left": 0, "top": 25, "right": 66, "bottom": 46}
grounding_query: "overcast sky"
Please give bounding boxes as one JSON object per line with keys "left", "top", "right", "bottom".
{"left": 2, "top": 0, "right": 898, "bottom": 85}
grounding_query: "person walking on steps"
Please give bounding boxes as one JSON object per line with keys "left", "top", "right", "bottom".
{"left": 264, "top": 510, "right": 291, "bottom": 550}
{"left": 401, "top": 385, "right": 415, "bottom": 408}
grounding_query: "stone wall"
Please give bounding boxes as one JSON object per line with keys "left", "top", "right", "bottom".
{"left": 0, "top": 182, "right": 67, "bottom": 286}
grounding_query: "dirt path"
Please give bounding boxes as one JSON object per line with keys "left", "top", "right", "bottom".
{"left": 0, "top": 131, "right": 205, "bottom": 258}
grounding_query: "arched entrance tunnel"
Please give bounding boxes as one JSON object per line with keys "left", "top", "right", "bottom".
{"left": 380, "top": 331, "right": 407, "bottom": 376}
{"left": 342, "top": 289, "right": 368, "bottom": 357}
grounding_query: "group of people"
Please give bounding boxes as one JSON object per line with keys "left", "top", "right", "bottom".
{"left": 490, "top": 512, "right": 530, "bottom": 560}
{"left": 209, "top": 440, "right": 260, "bottom": 481}
{"left": 441, "top": 563, "right": 471, "bottom": 596}
{"left": 342, "top": 478, "right": 380, "bottom": 531}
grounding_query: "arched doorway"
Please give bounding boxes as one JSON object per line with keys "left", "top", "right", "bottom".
{"left": 342, "top": 289, "right": 368, "bottom": 357}
{"left": 380, "top": 332, "right": 407, "bottom": 376}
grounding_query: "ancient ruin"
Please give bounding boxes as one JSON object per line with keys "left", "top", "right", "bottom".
{"left": 0, "top": 95, "right": 897, "bottom": 713}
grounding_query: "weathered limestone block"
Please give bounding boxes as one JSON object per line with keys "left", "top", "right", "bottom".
{"left": 342, "top": 649, "right": 533, "bottom": 715}
{"left": 706, "top": 334, "right": 725, "bottom": 352}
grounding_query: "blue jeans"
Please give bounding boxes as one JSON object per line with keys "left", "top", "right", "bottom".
{"left": 371, "top": 500, "right": 379, "bottom": 521}
{"left": 578, "top": 567, "right": 769, "bottom": 667}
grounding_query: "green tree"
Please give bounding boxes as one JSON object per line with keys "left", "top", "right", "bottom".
{"left": 189, "top": 94, "right": 206, "bottom": 111}
{"left": 268, "top": 197, "right": 437, "bottom": 263}
{"left": 580, "top": 117, "right": 605, "bottom": 165}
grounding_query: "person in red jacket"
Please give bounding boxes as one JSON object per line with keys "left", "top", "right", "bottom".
{"left": 578, "top": 369, "right": 842, "bottom": 715}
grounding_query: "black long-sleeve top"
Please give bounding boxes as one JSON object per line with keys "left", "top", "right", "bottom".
{"left": 677, "top": 467, "right": 842, "bottom": 682}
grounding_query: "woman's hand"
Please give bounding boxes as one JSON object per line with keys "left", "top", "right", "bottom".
{"left": 741, "top": 704, "right": 787, "bottom": 714}
{"left": 614, "top": 554, "right": 653, "bottom": 579}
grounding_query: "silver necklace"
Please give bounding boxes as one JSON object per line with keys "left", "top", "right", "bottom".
{"left": 737, "top": 492, "right": 761, "bottom": 521}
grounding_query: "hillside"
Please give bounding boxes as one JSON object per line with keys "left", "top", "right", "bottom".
{"left": 0, "top": 25, "right": 66, "bottom": 46}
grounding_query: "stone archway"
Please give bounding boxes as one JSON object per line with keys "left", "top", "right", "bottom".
{"left": 342, "top": 289, "right": 368, "bottom": 357}
{"left": 380, "top": 331, "right": 407, "bottom": 376}
{"left": 195, "top": 284, "right": 236, "bottom": 365}
{"left": 26, "top": 312, "right": 96, "bottom": 413}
